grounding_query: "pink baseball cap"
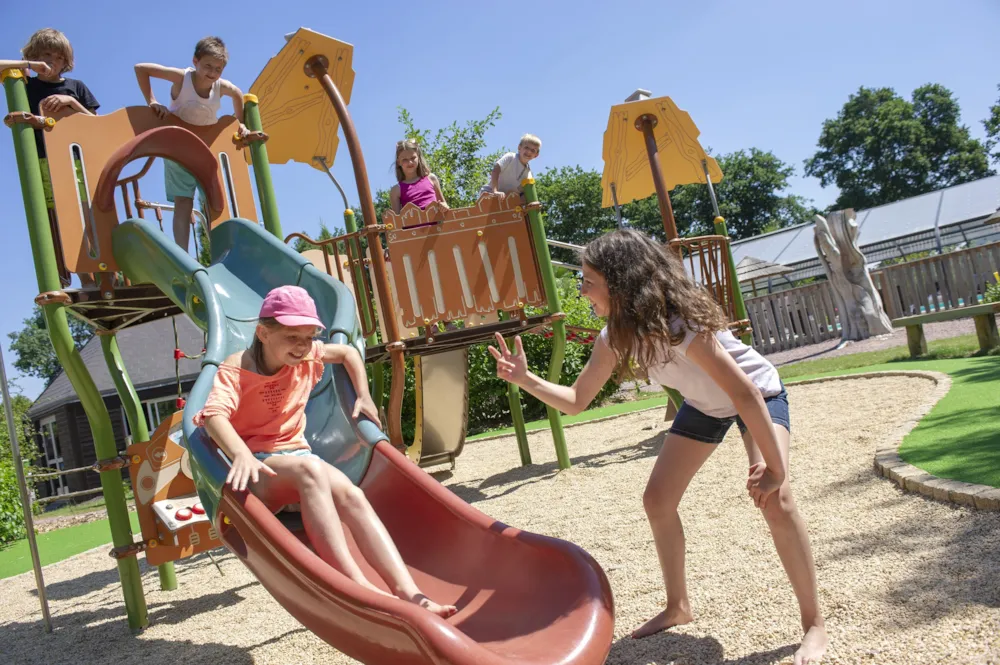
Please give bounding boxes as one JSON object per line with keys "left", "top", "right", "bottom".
{"left": 259, "top": 285, "right": 326, "bottom": 329}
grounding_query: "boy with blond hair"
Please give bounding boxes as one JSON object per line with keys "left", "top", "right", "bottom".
{"left": 482, "top": 134, "right": 542, "bottom": 197}
{"left": 1, "top": 28, "right": 100, "bottom": 286}
{"left": 135, "top": 36, "right": 248, "bottom": 251}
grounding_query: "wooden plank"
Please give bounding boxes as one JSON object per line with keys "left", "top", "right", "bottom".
{"left": 803, "top": 290, "right": 822, "bottom": 343}
{"left": 883, "top": 269, "right": 902, "bottom": 319}
{"left": 819, "top": 282, "right": 839, "bottom": 337}
{"left": 757, "top": 298, "right": 776, "bottom": 353}
{"left": 941, "top": 252, "right": 962, "bottom": 309}
{"left": 748, "top": 299, "right": 764, "bottom": 350}
{"left": 778, "top": 293, "right": 800, "bottom": 349}
{"left": 891, "top": 301, "right": 1000, "bottom": 327}
{"left": 899, "top": 262, "right": 921, "bottom": 315}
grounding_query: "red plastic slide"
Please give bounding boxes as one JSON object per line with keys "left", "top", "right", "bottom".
{"left": 217, "top": 441, "right": 615, "bottom": 665}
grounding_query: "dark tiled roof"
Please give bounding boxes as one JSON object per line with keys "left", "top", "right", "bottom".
{"left": 28, "top": 316, "right": 207, "bottom": 419}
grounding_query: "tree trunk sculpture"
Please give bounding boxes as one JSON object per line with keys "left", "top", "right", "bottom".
{"left": 814, "top": 209, "right": 893, "bottom": 342}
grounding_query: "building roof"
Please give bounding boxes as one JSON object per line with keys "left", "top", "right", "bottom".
{"left": 730, "top": 175, "right": 1000, "bottom": 268}
{"left": 735, "top": 256, "right": 792, "bottom": 283}
{"left": 28, "top": 316, "right": 206, "bottom": 419}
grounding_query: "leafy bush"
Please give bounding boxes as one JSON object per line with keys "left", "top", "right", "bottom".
{"left": 984, "top": 279, "right": 1000, "bottom": 304}
{"left": 378, "top": 274, "right": 616, "bottom": 439}
{"left": 0, "top": 459, "right": 27, "bottom": 545}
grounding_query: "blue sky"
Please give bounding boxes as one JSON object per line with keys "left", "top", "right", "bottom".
{"left": 1, "top": 0, "right": 998, "bottom": 399}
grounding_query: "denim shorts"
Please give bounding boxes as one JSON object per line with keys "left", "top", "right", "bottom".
{"left": 252, "top": 448, "right": 319, "bottom": 462}
{"left": 668, "top": 385, "right": 790, "bottom": 444}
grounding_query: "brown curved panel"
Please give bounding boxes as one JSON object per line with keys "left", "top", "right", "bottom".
{"left": 42, "top": 107, "right": 258, "bottom": 275}
{"left": 94, "top": 125, "right": 225, "bottom": 214}
{"left": 217, "top": 441, "right": 613, "bottom": 665}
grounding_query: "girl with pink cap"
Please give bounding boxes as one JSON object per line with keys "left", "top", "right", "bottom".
{"left": 194, "top": 285, "right": 456, "bottom": 617}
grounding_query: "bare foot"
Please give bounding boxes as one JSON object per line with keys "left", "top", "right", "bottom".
{"left": 794, "top": 624, "right": 828, "bottom": 665}
{"left": 412, "top": 593, "right": 458, "bottom": 619}
{"left": 631, "top": 603, "right": 694, "bottom": 639}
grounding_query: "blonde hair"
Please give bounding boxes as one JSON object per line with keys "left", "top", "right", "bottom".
{"left": 393, "top": 139, "right": 431, "bottom": 181}
{"left": 519, "top": 134, "right": 542, "bottom": 150}
{"left": 22, "top": 28, "right": 74, "bottom": 74}
{"left": 194, "top": 36, "right": 229, "bottom": 64}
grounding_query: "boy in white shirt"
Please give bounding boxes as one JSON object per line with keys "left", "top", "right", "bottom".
{"left": 134, "top": 36, "right": 248, "bottom": 250}
{"left": 482, "top": 134, "right": 541, "bottom": 197}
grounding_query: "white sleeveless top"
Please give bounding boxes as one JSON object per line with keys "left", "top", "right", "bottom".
{"left": 169, "top": 68, "right": 222, "bottom": 126}
{"left": 600, "top": 322, "right": 782, "bottom": 418}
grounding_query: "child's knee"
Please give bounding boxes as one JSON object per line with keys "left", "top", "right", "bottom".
{"left": 334, "top": 485, "right": 368, "bottom": 512}
{"left": 642, "top": 482, "right": 681, "bottom": 518}
{"left": 295, "top": 458, "right": 330, "bottom": 491}
{"left": 760, "top": 486, "right": 796, "bottom": 521}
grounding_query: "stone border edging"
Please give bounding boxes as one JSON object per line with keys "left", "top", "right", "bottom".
{"left": 787, "top": 370, "right": 1000, "bottom": 511}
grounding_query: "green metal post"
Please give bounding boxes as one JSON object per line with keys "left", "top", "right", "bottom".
{"left": 713, "top": 216, "right": 752, "bottom": 346}
{"left": 243, "top": 95, "right": 282, "bottom": 239}
{"left": 4, "top": 70, "right": 149, "bottom": 631}
{"left": 100, "top": 335, "right": 177, "bottom": 591}
{"left": 343, "top": 208, "right": 384, "bottom": 410}
{"left": 498, "top": 311, "right": 531, "bottom": 465}
{"left": 522, "top": 179, "right": 571, "bottom": 469}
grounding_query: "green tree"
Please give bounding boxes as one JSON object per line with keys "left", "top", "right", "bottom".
{"left": 8, "top": 307, "right": 94, "bottom": 385}
{"left": 983, "top": 84, "right": 1000, "bottom": 166}
{"left": 805, "top": 84, "right": 993, "bottom": 210}
{"left": 375, "top": 106, "right": 506, "bottom": 219}
{"left": 534, "top": 149, "right": 812, "bottom": 248}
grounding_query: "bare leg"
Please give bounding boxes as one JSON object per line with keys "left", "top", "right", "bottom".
{"left": 632, "top": 433, "right": 718, "bottom": 638}
{"left": 172, "top": 196, "right": 194, "bottom": 251}
{"left": 742, "top": 426, "right": 827, "bottom": 664}
{"left": 251, "top": 456, "right": 388, "bottom": 598}
{"left": 325, "top": 464, "right": 457, "bottom": 618}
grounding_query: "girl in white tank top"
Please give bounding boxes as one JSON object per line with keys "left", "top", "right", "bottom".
{"left": 488, "top": 229, "right": 828, "bottom": 663}
{"left": 168, "top": 68, "right": 222, "bottom": 126}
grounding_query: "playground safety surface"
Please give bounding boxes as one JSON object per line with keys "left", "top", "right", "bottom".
{"left": 2, "top": 375, "right": 999, "bottom": 665}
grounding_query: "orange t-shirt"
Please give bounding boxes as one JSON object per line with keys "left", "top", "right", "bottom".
{"left": 193, "top": 340, "right": 327, "bottom": 454}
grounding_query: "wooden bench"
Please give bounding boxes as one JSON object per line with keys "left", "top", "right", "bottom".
{"left": 891, "top": 302, "right": 1000, "bottom": 357}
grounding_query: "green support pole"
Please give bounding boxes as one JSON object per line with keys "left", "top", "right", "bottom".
{"left": 243, "top": 95, "right": 282, "bottom": 240}
{"left": 100, "top": 335, "right": 176, "bottom": 592}
{"left": 522, "top": 179, "right": 571, "bottom": 469}
{"left": 713, "top": 216, "right": 752, "bottom": 346}
{"left": 3, "top": 70, "right": 149, "bottom": 631}
{"left": 343, "top": 208, "right": 384, "bottom": 411}
{"left": 498, "top": 310, "right": 531, "bottom": 465}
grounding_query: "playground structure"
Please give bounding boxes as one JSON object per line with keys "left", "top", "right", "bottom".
{"left": 3, "top": 27, "right": 614, "bottom": 665}
{"left": 0, "top": 25, "right": 755, "bottom": 665}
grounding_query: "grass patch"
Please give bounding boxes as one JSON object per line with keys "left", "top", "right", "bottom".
{"left": 468, "top": 392, "right": 666, "bottom": 441}
{"left": 0, "top": 512, "right": 141, "bottom": 580}
{"left": 781, "top": 335, "right": 1000, "bottom": 488}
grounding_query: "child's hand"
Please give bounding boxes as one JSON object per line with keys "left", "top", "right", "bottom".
{"left": 352, "top": 395, "right": 380, "bottom": 422}
{"left": 28, "top": 61, "right": 53, "bottom": 77}
{"left": 237, "top": 123, "right": 250, "bottom": 138}
{"left": 39, "top": 94, "right": 75, "bottom": 115}
{"left": 149, "top": 102, "right": 171, "bottom": 119}
{"left": 488, "top": 333, "right": 528, "bottom": 384}
{"left": 746, "top": 462, "right": 784, "bottom": 509}
{"left": 226, "top": 450, "right": 277, "bottom": 492}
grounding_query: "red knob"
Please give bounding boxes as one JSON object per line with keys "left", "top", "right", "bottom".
{"left": 191, "top": 503, "right": 205, "bottom": 515}
{"left": 175, "top": 508, "right": 192, "bottom": 521}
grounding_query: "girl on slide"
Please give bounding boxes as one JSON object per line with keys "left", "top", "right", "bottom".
{"left": 195, "top": 285, "right": 456, "bottom": 618}
{"left": 389, "top": 139, "right": 449, "bottom": 213}
{"left": 488, "top": 229, "right": 827, "bottom": 664}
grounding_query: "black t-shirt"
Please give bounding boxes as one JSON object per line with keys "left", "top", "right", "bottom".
{"left": 25, "top": 76, "right": 100, "bottom": 157}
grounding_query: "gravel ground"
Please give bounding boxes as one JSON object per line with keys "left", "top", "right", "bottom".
{"left": 2, "top": 375, "right": 999, "bottom": 665}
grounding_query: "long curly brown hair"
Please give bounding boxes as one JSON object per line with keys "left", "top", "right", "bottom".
{"left": 582, "top": 229, "right": 728, "bottom": 379}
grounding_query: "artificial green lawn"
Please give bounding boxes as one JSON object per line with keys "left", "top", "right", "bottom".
{"left": 0, "top": 512, "right": 140, "bottom": 580}
{"left": 780, "top": 334, "right": 999, "bottom": 489}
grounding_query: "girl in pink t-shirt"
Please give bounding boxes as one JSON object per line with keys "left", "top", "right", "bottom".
{"left": 389, "top": 139, "right": 449, "bottom": 213}
{"left": 195, "top": 285, "right": 456, "bottom": 618}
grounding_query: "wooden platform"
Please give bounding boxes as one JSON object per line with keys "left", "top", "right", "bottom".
{"left": 891, "top": 302, "right": 1000, "bottom": 357}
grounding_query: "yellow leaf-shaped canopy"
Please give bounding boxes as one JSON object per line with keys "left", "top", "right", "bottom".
{"left": 601, "top": 95, "right": 722, "bottom": 208}
{"left": 248, "top": 28, "right": 355, "bottom": 171}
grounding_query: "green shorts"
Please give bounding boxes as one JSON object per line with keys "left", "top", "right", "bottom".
{"left": 164, "top": 159, "right": 205, "bottom": 203}
{"left": 39, "top": 158, "right": 88, "bottom": 211}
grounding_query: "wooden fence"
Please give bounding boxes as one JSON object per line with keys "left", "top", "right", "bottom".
{"left": 871, "top": 241, "right": 1000, "bottom": 319}
{"left": 745, "top": 282, "right": 841, "bottom": 354}
{"left": 743, "top": 241, "right": 1000, "bottom": 353}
